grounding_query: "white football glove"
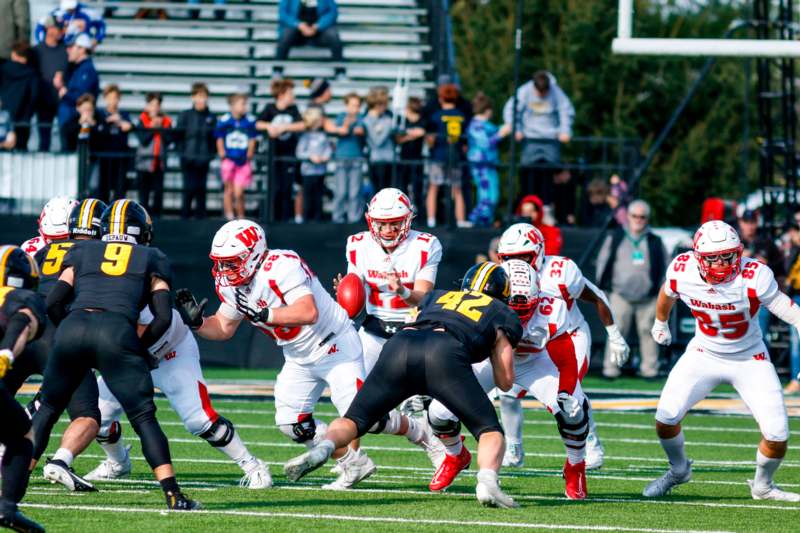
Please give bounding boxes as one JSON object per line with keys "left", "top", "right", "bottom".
{"left": 399, "top": 395, "right": 430, "bottom": 416}
{"left": 606, "top": 324, "right": 630, "bottom": 367}
{"left": 651, "top": 319, "right": 672, "bottom": 346}
{"left": 556, "top": 392, "right": 581, "bottom": 419}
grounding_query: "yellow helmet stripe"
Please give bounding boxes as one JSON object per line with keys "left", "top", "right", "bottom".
{"left": 82, "top": 199, "right": 96, "bottom": 229}
{"left": 119, "top": 200, "right": 129, "bottom": 235}
{"left": 478, "top": 264, "right": 499, "bottom": 292}
{"left": 0, "top": 245, "right": 15, "bottom": 287}
{"left": 78, "top": 199, "right": 88, "bottom": 228}
{"left": 469, "top": 262, "right": 493, "bottom": 292}
{"left": 26, "top": 253, "right": 39, "bottom": 279}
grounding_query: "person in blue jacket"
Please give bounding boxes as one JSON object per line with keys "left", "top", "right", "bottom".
{"left": 35, "top": 0, "right": 106, "bottom": 46}
{"left": 275, "top": 0, "right": 345, "bottom": 79}
{"left": 56, "top": 33, "right": 99, "bottom": 151}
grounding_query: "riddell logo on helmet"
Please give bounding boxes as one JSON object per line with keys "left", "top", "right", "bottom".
{"left": 236, "top": 227, "right": 260, "bottom": 248}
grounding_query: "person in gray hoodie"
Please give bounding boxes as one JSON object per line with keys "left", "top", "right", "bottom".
{"left": 503, "top": 70, "right": 574, "bottom": 207}
{"left": 296, "top": 105, "right": 332, "bottom": 222}
{"left": 362, "top": 86, "right": 395, "bottom": 192}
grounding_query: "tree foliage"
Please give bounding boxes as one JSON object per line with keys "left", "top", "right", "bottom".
{"left": 450, "top": 0, "right": 758, "bottom": 225}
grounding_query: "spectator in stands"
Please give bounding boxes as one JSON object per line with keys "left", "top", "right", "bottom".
{"left": 423, "top": 74, "right": 472, "bottom": 126}
{"left": 0, "top": 0, "right": 29, "bottom": 61}
{"left": 608, "top": 173, "right": 630, "bottom": 226}
{"left": 467, "top": 92, "right": 504, "bottom": 227}
{"left": 0, "top": 98, "right": 17, "bottom": 150}
{"left": 425, "top": 83, "right": 468, "bottom": 228}
{"left": 61, "top": 92, "right": 104, "bottom": 190}
{"left": 177, "top": 83, "right": 216, "bottom": 219}
{"left": 0, "top": 41, "right": 39, "bottom": 151}
{"left": 257, "top": 78, "right": 305, "bottom": 222}
{"left": 275, "top": 0, "right": 345, "bottom": 79}
{"left": 33, "top": 16, "right": 68, "bottom": 152}
{"left": 188, "top": 0, "right": 226, "bottom": 21}
{"left": 296, "top": 105, "right": 331, "bottom": 222}
{"left": 215, "top": 93, "right": 258, "bottom": 220}
{"left": 516, "top": 194, "right": 562, "bottom": 256}
{"left": 96, "top": 84, "right": 132, "bottom": 203}
{"left": 551, "top": 169, "right": 577, "bottom": 225}
{"left": 331, "top": 92, "right": 364, "bottom": 223}
{"left": 579, "top": 178, "right": 613, "bottom": 227}
{"left": 135, "top": 92, "right": 172, "bottom": 217}
{"left": 503, "top": 70, "right": 574, "bottom": 207}
{"left": 363, "top": 86, "right": 394, "bottom": 192}
{"left": 57, "top": 33, "right": 99, "bottom": 151}
{"left": 596, "top": 199, "right": 667, "bottom": 380}
{"left": 37, "top": 0, "right": 106, "bottom": 46}
{"left": 395, "top": 96, "right": 426, "bottom": 212}
{"left": 134, "top": 1, "right": 168, "bottom": 21}
{"left": 784, "top": 221, "right": 800, "bottom": 394}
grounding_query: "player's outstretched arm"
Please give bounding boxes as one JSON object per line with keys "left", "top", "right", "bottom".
{"left": 0, "top": 307, "right": 40, "bottom": 378}
{"left": 582, "top": 280, "right": 630, "bottom": 366}
{"left": 267, "top": 294, "right": 319, "bottom": 327}
{"left": 651, "top": 286, "right": 676, "bottom": 346}
{"left": 46, "top": 266, "right": 75, "bottom": 326}
{"left": 140, "top": 277, "right": 173, "bottom": 351}
{"left": 765, "top": 291, "right": 800, "bottom": 330}
{"left": 490, "top": 330, "right": 515, "bottom": 392}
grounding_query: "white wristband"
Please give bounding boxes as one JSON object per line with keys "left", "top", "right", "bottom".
{"left": 605, "top": 324, "right": 622, "bottom": 340}
{"left": 0, "top": 348, "right": 14, "bottom": 364}
{"left": 398, "top": 285, "right": 412, "bottom": 299}
{"left": 265, "top": 308, "right": 274, "bottom": 324}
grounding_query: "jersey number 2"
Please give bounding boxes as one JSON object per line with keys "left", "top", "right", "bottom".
{"left": 436, "top": 291, "right": 492, "bottom": 322}
{"left": 101, "top": 244, "right": 132, "bottom": 276}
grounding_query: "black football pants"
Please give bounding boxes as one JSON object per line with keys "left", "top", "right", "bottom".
{"left": 0, "top": 381, "right": 33, "bottom": 515}
{"left": 31, "top": 310, "right": 172, "bottom": 470}
{"left": 344, "top": 329, "right": 504, "bottom": 439}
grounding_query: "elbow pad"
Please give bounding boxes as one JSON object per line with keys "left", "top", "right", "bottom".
{"left": 46, "top": 280, "right": 73, "bottom": 326}
{"left": 765, "top": 292, "right": 800, "bottom": 330}
{"left": 0, "top": 312, "right": 32, "bottom": 351}
{"left": 140, "top": 290, "right": 172, "bottom": 352}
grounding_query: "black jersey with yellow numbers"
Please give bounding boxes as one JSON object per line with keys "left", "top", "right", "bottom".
{"left": 34, "top": 239, "right": 78, "bottom": 296}
{"left": 0, "top": 287, "right": 47, "bottom": 342}
{"left": 409, "top": 289, "right": 523, "bottom": 363}
{"left": 62, "top": 240, "right": 172, "bottom": 324}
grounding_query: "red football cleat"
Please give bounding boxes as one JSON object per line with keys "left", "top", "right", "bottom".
{"left": 429, "top": 446, "right": 472, "bottom": 492}
{"left": 563, "top": 460, "right": 587, "bottom": 500}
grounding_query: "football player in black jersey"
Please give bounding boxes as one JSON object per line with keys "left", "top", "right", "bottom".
{"left": 30, "top": 199, "right": 200, "bottom": 511}
{"left": 0, "top": 245, "right": 47, "bottom": 533}
{"left": 282, "top": 262, "right": 523, "bottom": 508}
{"left": 10, "top": 199, "right": 108, "bottom": 492}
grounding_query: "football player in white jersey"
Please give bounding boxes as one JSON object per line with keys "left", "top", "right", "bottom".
{"left": 81, "top": 306, "right": 271, "bottom": 489}
{"left": 495, "top": 223, "right": 629, "bottom": 469}
{"left": 339, "top": 187, "right": 446, "bottom": 466}
{"left": 21, "top": 196, "right": 78, "bottom": 257}
{"left": 644, "top": 220, "right": 800, "bottom": 501}
{"left": 425, "top": 260, "right": 590, "bottom": 498}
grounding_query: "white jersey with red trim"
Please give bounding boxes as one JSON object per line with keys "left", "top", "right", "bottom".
{"left": 345, "top": 229, "right": 442, "bottom": 323}
{"left": 138, "top": 307, "right": 190, "bottom": 361}
{"left": 516, "top": 295, "right": 570, "bottom": 357}
{"left": 21, "top": 235, "right": 48, "bottom": 257}
{"left": 664, "top": 253, "right": 779, "bottom": 356}
{"left": 215, "top": 249, "right": 351, "bottom": 365}
{"left": 539, "top": 255, "right": 587, "bottom": 330}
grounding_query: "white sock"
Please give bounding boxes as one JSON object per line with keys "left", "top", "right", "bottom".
{"left": 660, "top": 431, "right": 689, "bottom": 473}
{"left": 53, "top": 448, "right": 74, "bottom": 467}
{"left": 100, "top": 437, "right": 129, "bottom": 464}
{"left": 477, "top": 468, "right": 498, "bottom": 485}
{"left": 439, "top": 435, "right": 463, "bottom": 456}
{"left": 754, "top": 449, "right": 782, "bottom": 488}
{"left": 214, "top": 430, "right": 258, "bottom": 473}
{"left": 427, "top": 217, "right": 436, "bottom": 227}
{"left": 336, "top": 446, "right": 357, "bottom": 465}
{"left": 565, "top": 444, "right": 585, "bottom": 465}
{"left": 381, "top": 410, "right": 403, "bottom": 435}
{"left": 403, "top": 416, "right": 426, "bottom": 444}
{"left": 499, "top": 396, "right": 524, "bottom": 446}
{"left": 319, "top": 439, "right": 336, "bottom": 459}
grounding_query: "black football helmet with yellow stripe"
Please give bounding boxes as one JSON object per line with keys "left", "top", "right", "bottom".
{"left": 68, "top": 198, "right": 108, "bottom": 240}
{"left": 461, "top": 261, "right": 511, "bottom": 303}
{"left": 0, "top": 245, "right": 40, "bottom": 290}
{"left": 101, "top": 199, "right": 153, "bottom": 245}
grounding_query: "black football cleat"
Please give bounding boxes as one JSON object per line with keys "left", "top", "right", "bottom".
{"left": 165, "top": 490, "right": 202, "bottom": 511}
{"left": 42, "top": 459, "right": 97, "bottom": 492}
{"left": 0, "top": 510, "right": 46, "bottom": 533}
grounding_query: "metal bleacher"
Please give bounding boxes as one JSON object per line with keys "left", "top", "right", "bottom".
{"left": 85, "top": 0, "right": 435, "bottom": 116}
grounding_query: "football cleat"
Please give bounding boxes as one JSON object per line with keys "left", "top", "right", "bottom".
{"left": 84, "top": 446, "right": 132, "bottom": 481}
{"left": 563, "top": 460, "right": 587, "bottom": 500}
{"left": 284, "top": 444, "right": 332, "bottom": 482}
{"left": 502, "top": 442, "right": 525, "bottom": 468}
{"left": 0, "top": 510, "right": 45, "bottom": 533}
{"left": 642, "top": 461, "right": 692, "bottom": 497}
{"left": 165, "top": 490, "right": 202, "bottom": 511}
{"left": 748, "top": 479, "right": 800, "bottom": 502}
{"left": 43, "top": 458, "right": 97, "bottom": 492}
{"left": 322, "top": 450, "right": 377, "bottom": 490}
{"left": 239, "top": 460, "right": 273, "bottom": 489}
{"left": 475, "top": 469, "right": 519, "bottom": 509}
{"left": 416, "top": 418, "right": 446, "bottom": 469}
{"left": 585, "top": 432, "right": 605, "bottom": 470}
{"left": 429, "top": 446, "right": 471, "bottom": 492}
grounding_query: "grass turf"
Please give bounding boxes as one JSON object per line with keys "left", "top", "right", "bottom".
{"left": 19, "top": 376, "right": 800, "bottom": 533}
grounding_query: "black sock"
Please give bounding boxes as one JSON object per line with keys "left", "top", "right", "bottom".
{"left": 2, "top": 437, "right": 33, "bottom": 505}
{"left": 159, "top": 476, "right": 179, "bottom": 494}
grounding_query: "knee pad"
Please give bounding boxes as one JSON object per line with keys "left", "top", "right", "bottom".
{"left": 555, "top": 398, "right": 589, "bottom": 442}
{"left": 96, "top": 420, "right": 122, "bottom": 445}
{"left": 199, "top": 417, "right": 235, "bottom": 448}
{"left": 367, "top": 413, "right": 390, "bottom": 435}
{"left": 279, "top": 416, "right": 317, "bottom": 444}
{"left": 427, "top": 410, "right": 462, "bottom": 438}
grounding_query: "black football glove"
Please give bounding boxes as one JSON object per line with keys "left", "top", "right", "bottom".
{"left": 234, "top": 289, "right": 270, "bottom": 323}
{"left": 175, "top": 288, "right": 207, "bottom": 330}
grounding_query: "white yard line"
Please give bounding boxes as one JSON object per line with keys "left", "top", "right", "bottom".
{"left": 17, "top": 503, "right": 737, "bottom": 532}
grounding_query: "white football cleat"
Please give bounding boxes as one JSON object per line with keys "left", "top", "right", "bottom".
{"left": 240, "top": 460, "right": 272, "bottom": 489}
{"left": 642, "top": 461, "right": 692, "bottom": 497}
{"left": 416, "top": 418, "right": 446, "bottom": 469}
{"left": 322, "top": 450, "right": 377, "bottom": 490}
{"left": 43, "top": 459, "right": 97, "bottom": 492}
{"left": 284, "top": 444, "right": 332, "bottom": 482}
{"left": 748, "top": 479, "right": 800, "bottom": 502}
{"left": 585, "top": 432, "right": 604, "bottom": 470}
{"left": 475, "top": 470, "right": 519, "bottom": 509}
{"left": 502, "top": 442, "right": 525, "bottom": 468}
{"left": 85, "top": 446, "right": 132, "bottom": 481}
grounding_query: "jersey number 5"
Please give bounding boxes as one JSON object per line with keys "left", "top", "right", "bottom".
{"left": 101, "top": 243, "right": 132, "bottom": 276}
{"left": 436, "top": 291, "right": 492, "bottom": 322}
{"left": 41, "top": 242, "right": 74, "bottom": 276}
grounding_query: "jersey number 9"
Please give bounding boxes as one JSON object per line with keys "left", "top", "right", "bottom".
{"left": 101, "top": 243, "right": 132, "bottom": 276}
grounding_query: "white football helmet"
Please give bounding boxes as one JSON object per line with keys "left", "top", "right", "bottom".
{"left": 692, "top": 220, "right": 743, "bottom": 284}
{"left": 497, "top": 223, "right": 546, "bottom": 272}
{"left": 501, "top": 259, "right": 539, "bottom": 326}
{"left": 39, "top": 196, "right": 78, "bottom": 241}
{"left": 365, "top": 188, "right": 414, "bottom": 249}
{"left": 210, "top": 219, "right": 268, "bottom": 287}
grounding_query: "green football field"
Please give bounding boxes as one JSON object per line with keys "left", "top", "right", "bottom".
{"left": 18, "top": 371, "right": 800, "bottom": 532}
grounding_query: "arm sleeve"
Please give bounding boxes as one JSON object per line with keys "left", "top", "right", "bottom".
{"left": 90, "top": 13, "right": 106, "bottom": 42}
{"left": 148, "top": 249, "right": 173, "bottom": 287}
{"left": 0, "top": 313, "right": 31, "bottom": 351}
{"left": 564, "top": 260, "right": 587, "bottom": 300}
{"left": 416, "top": 237, "right": 443, "bottom": 283}
{"left": 279, "top": 0, "right": 299, "bottom": 28}
{"left": 663, "top": 260, "right": 680, "bottom": 299}
{"left": 345, "top": 237, "right": 361, "bottom": 275}
{"left": 554, "top": 87, "right": 575, "bottom": 136}
{"left": 755, "top": 264, "right": 781, "bottom": 305}
{"left": 295, "top": 135, "right": 310, "bottom": 158}
{"left": 218, "top": 301, "right": 243, "bottom": 321}
{"left": 502, "top": 96, "right": 514, "bottom": 126}
{"left": 316, "top": 0, "right": 338, "bottom": 31}
{"left": 275, "top": 259, "right": 313, "bottom": 304}
{"left": 765, "top": 291, "right": 800, "bottom": 330}
{"left": 46, "top": 280, "right": 73, "bottom": 326}
{"left": 139, "top": 289, "right": 172, "bottom": 351}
